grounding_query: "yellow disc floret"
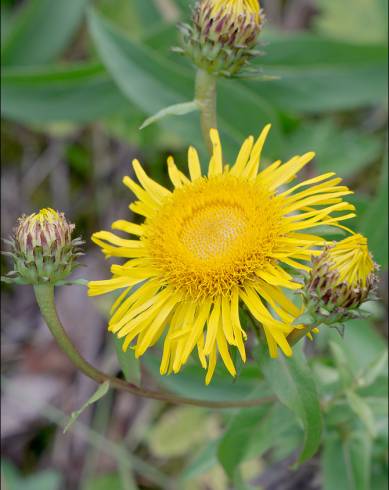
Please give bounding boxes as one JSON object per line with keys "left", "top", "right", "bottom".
{"left": 145, "top": 175, "right": 283, "bottom": 299}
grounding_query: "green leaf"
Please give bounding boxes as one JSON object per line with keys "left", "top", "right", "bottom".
{"left": 132, "top": 0, "right": 161, "bottom": 28}
{"left": 260, "top": 347, "right": 323, "bottom": 464}
{"left": 322, "top": 430, "right": 372, "bottom": 490}
{"left": 346, "top": 391, "right": 377, "bottom": 437}
{"left": 2, "top": 0, "right": 87, "bottom": 66}
{"left": 358, "top": 350, "right": 388, "bottom": 388}
{"left": 329, "top": 341, "right": 355, "bottom": 388}
{"left": 147, "top": 406, "right": 208, "bottom": 458}
{"left": 181, "top": 440, "right": 219, "bottom": 480}
{"left": 249, "top": 32, "right": 388, "bottom": 113}
{"left": 87, "top": 9, "right": 188, "bottom": 115}
{"left": 113, "top": 336, "right": 141, "bottom": 386}
{"left": 63, "top": 381, "right": 110, "bottom": 433}
{"left": 286, "top": 119, "right": 383, "bottom": 178}
{"left": 56, "top": 278, "right": 88, "bottom": 287}
{"left": 1, "top": 63, "right": 127, "bottom": 125}
{"left": 328, "top": 320, "right": 386, "bottom": 377}
{"left": 140, "top": 100, "right": 199, "bottom": 130}
{"left": 217, "top": 405, "right": 270, "bottom": 478}
{"left": 245, "top": 403, "right": 301, "bottom": 460}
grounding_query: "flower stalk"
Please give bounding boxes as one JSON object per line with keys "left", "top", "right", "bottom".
{"left": 33, "top": 283, "right": 274, "bottom": 409}
{"left": 195, "top": 69, "right": 218, "bottom": 154}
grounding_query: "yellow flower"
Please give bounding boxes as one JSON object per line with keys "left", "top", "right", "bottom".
{"left": 306, "top": 234, "right": 377, "bottom": 318}
{"left": 89, "top": 125, "right": 355, "bottom": 384}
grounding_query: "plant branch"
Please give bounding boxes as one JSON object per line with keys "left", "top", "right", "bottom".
{"left": 195, "top": 69, "right": 217, "bottom": 154}
{"left": 33, "top": 284, "right": 274, "bottom": 409}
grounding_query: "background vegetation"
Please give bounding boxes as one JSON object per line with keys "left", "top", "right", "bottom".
{"left": 1, "top": 0, "right": 388, "bottom": 489}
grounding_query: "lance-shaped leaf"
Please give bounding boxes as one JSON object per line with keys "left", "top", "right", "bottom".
{"left": 260, "top": 345, "right": 323, "bottom": 465}
{"left": 64, "top": 381, "right": 110, "bottom": 433}
{"left": 140, "top": 100, "right": 199, "bottom": 130}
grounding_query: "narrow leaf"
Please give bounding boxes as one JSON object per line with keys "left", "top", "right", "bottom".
{"left": 140, "top": 100, "right": 199, "bottom": 129}
{"left": 1, "top": 63, "right": 127, "bottom": 124}
{"left": 2, "top": 0, "right": 87, "bottom": 66}
{"left": 346, "top": 391, "right": 377, "bottom": 437}
{"left": 322, "top": 430, "right": 372, "bottom": 490}
{"left": 329, "top": 340, "right": 354, "bottom": 387}
{"left": 260, "top": 346, "right": 323, "bottom": 464}
{"left": 358, "top": 350, "right": 388, "bottom": 387}
{"left": 64, "top": 381, "right": 110, "bottom": 433}
{"left": 56, "top": 278, "right": 89, "bottom": 287}
{"left": 217, "top": 405, "right": 270, "bottom": 478}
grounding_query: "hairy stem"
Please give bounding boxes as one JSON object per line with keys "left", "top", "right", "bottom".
{"left": 33, "top": 284, "right": 274, "bottom": 409}
{"left": 195, "top": 69, "right": 217, "bottom": 154}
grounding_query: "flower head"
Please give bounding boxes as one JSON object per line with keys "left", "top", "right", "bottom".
{"left": 5, "top": 208, "right": 83, "bottom": 284}
{"left": 178, "top": 0, "right": 264, "bottom": 77}
{"left": 89, "top": 125, "right": 355, "bottom": 383}
{"left": 305, "top": 234, "right": 378, "bottom": 321}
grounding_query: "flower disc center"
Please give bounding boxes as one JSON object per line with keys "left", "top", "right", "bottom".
{"left": 180, "top": 205, "right": 248, "bottom": 260}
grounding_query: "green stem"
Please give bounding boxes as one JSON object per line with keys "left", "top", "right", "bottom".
{"left": 33, "top": 284, "right": 274, "bottom": 409}
{"left": 195, "top": 69, "right": 217, "bottom": 154}
{"left": 34, "top": 284, "right": 106, "bottom": 382}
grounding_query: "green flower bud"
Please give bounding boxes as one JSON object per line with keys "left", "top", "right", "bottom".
{"left": 304, "top": 234, "right": 379, "bottom": 324}
{"left": 3, "top": 208, "right": 83, "bottom": 285}
{"left": 177, "top": 0, "right": 264, "bottom": 77}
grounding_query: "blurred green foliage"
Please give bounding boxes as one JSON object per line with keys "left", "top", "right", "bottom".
{"left": 1, "top": 0, "right": 388, "bottom": 489}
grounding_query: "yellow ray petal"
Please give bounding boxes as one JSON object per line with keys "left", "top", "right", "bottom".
{"left": 221, "top": 295, "right": 235, "bottom": 344}
{"left": 112, "top": 220, "right": 144, "bottom": 236}
{"left": 217, "top": 325, "right": 237, "bottom": 377}
{"left": 167, "top": 156, "right": 190, "bottom": 188}
{"left": 132, "top": 159, "right": 171, "bottom": 201}
{"left": 230, "top": 135, "right": 254, "bottom": 176}
{"left": 267, "top": 152, "right": 316, "bottom": 191}
{"left": 205, "top": 344, "right": 217, "bottom": 385}
{"left": 204, "top": 297, "right": 222, "bottom": 355}
{"left": 242, "top": 123, "right": 271, "bottom": 179}
{"left": 188, "top": 146, "right": 202, "bottom": 181}
{"left": 208, "top": 129, "right": 223, "bottom": 176}
{"left": 135, "top": 295, "right": 179, "bottom": 357}
{"left": 232, "top": 288, "right": 247, "bottom": 361}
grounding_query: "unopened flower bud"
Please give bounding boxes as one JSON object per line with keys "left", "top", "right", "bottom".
{"left": 304, "top": 234, "right": 379, "bottom": 324}
{"left": 178, "top": 0, "right": 264, "bottom": 77}
{"left": 3, "top": 208, "right": 83, "bottom": 285}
